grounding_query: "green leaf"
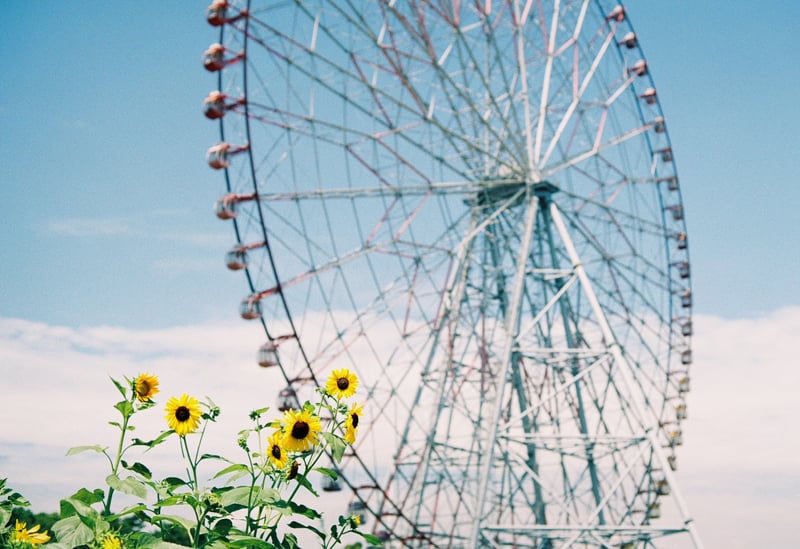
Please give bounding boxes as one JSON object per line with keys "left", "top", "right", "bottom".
{"left": 287, "top": 520, "right": 326, "bottom": 541}
{"left": 357, "top": 532, "right": 384, "bottom": 545}
{"left": 131, "top": 430, "right": 173, "bottom": 448}
{"left": 272, "top": 500, "right": 321, "bottom": 520}
{"left": 115, "top": 399, "right": 134, "bottom": 417}
{"left": 224, "top": 535, "right": 275, "bottom": 549}
{"left": 320, "top": 431, "right": 346, "bottom": 463}
{"left": 161, "top": 476, "right": 187, "bottom": 488}
{"left": 218, "top": 486, "right": 256, "bottom": 509}
{"left": 111, "top": 376, "right": 128, "bottom": 398}
{"left": 0, "top": 507, "right": 11, "bottom": 529}
{"left": 315, "top": 467, "right": 339, "bottom": 480}
{"left": 66, "top": 444, "right": 106, "bottom": 456}
{"left": 212, "top": 518, "right": 233, "bottom": 536}
{"left": 122, "top": 460, "right": 153, "bottom": 480}
{"left": 294, "top": 473, "right": 319, "bottom": 497}
{"left": 105, "top": 503, "right": 147, "bottom": 521}
{"left": 60, "top": 494, "right": 102, "bottom": 520}
{"left": 52, "top": 515, "right": 94, "bottom": 547}
{"left": 150, "top": 514, "right": 197, "bottom": 536}
{"left": 213, "top": 463, "right": 250, "bottom": 483}
{"left": 198, "top": 453, "right": 225, "bottom": 463}
{"left": 106, "top": 474, "right": 148, "bottom": 499}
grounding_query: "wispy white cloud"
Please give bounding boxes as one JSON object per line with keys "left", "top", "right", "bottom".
{"left": 0, "top": 309, "right": 797, "bottom": 547}
{"left": 45, "top": 211, "right": 230, "bottom": 248}
{"left": 46, "top": 217, "right": 133, "bottom": 237}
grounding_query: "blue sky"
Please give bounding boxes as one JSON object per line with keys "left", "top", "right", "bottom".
{"left": 1, "top": 2, "right": 798, "bottom": 327}
{"left": 1, "top": 2, "right": 799, "bottom": 547}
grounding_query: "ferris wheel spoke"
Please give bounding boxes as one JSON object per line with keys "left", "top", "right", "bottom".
{"left": 543, "top": 123, "right": 651, "bottom": 178}
{"left": 539, "top": 15, "right": 622, "bottom": 167}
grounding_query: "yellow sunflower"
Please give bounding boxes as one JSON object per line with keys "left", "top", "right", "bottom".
{"left": 164, "top": 394, "right": 203, "bottom": 436}
{"left": 281, "top": 408, "right": 322, "bottom": 452}
{"left": 344, "top": 403, "right": 363, "bottom": 445}
{"left": 11, "top": 520, "right": 50, "bottom": 546}
{"left": 326, "top": 368, "right": 359, "bottom": 399}
{"left": 134, "top": 372, "right": 160, "bottom": 402}
{"left": 101, "top": 532, "right": 124, "bottom": 549}
{"left": 266, "top": 431, "right": 289, "bottom": 469}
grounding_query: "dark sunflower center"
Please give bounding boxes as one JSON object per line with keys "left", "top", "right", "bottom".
{"left": 351, "top": 412, "right": 359, "bottom": 428}
{"left": 336, "top": 377, "right": 350, "bottom": 391}
{"left": 175, "top": 406, "right": 191, "bottom": 422}
{"left": 271, "top": 445, "right": 282, "bottom": 459}
{"left": 137, "top": 381, "right": 149, "bottom": 396}
{"left": 291, "top": 421, "right": 310, "bottom": 439}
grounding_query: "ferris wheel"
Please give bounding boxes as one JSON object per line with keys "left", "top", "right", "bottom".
{"left": 202, "top": 1, "right": 701, "bottom": 547}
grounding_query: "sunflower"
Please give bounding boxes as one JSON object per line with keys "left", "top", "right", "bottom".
{"left": 134, "top": 372, "right": 160, "bottom": 402}
{"left": 281, "top": 408, "right": 322, "bottom": 452}
{"left": 101, "top": 532, "right": 123, "bottom": 549}
{"left": 266, "top": 431, "right": 289, "bottom": 469}
{"left": 344, "top": 403, "right": 363, "bottom": 445}
{"left": 164, "top": 394, "right": 203, "bottom": 436}
{"left": 11, "top": 520, "right": 50, "bottom": 546}
{"left": 326, "top": 368, "right": 359, "bottom": 399}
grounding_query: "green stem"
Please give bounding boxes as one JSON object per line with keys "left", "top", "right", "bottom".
{"left": 103, "top": 398, "right": 133, "bottom": 515}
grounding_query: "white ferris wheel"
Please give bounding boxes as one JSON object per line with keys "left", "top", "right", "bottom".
{"left": 202, "top": 1, "right": 701, "bottom": 547}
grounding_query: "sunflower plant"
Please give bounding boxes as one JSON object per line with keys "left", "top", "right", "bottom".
{"left": 2, "top": 369, "right": 379, "bottom": 548}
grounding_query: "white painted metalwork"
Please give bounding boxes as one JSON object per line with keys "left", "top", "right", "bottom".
{"left": 207, "top": 1, "right": 699, "bottom": 547}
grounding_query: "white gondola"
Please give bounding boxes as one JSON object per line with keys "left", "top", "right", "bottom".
{"left": 214, "top": 195, "right": 238, "bottom": 219}
{"left": 629, "top": 60, "right": 648, "bottom": 77}
{"left": 225, "top": 245, "right": 248, "bottom": 270}
{"left": 257, "top": 342, "right": 279, "bottom": 368}
{"left": 640, "top": 87, "right": 658, "bottom": 105}
{"left": 620, "top": 32, "right": 637, "bottom": 49}
{"left": 675, "top": 402, "right": 688, "bottom": 420}
{"left": 606, "top": 5, "right": 625, "bottom": 21}
{"left": 277, "top": 386, "right": 299, "bottom": 412}
{"left": 239, "top": 295, "right": 262, "bottom": 320}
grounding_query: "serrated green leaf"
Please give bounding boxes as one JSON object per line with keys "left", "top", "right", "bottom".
{"left": 66, "top": 445, "right": 106, "bottom": 456}
{"left": 52, "top": 515, "right": 94, "bottom": 547}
